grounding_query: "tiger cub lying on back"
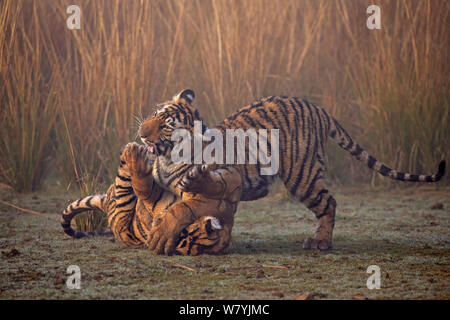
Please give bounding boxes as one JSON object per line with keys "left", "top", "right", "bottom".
{"left": 61, "top": 142, "right": 241, "bottom": 255}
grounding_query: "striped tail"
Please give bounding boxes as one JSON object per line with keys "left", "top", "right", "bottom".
{"left": 61, "top": 194, "right": 113, "bottom": 239}
{"left": 328, "top": 117, "right": 446, "bottom": 182}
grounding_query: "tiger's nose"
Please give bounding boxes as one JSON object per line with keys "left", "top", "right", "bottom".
{"left": 138, "top": 128, "right": 147, "bottom": 139}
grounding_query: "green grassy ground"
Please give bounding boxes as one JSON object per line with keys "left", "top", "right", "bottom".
{"left": 0, "top": 184, "right": 449, "bottom": 299}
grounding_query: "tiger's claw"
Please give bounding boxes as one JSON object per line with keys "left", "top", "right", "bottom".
{"left": 120, "top": 142, "right": 154, "bottom": 177}
{"left": 177, "top": 164, "right": 209, "bottom": 193}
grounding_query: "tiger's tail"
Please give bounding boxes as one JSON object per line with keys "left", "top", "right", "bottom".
{"left": 328, "top": 116, "right": 445, "bottom": 182}
{"left": 60, "top": 194, "right": 113, "bottom": 239}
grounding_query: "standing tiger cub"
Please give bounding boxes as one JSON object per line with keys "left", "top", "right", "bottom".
{"left": 138, "top": 89, "right": 446, "bottom": 252}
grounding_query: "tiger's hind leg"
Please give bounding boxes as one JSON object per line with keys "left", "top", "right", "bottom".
{"left": 284, "top": 164, "right": 336, "bottom": 250}
{"left": 301, "top": 187, "right": 336, "bottom": 250}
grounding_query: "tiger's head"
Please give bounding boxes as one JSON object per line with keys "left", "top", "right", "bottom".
{"left": 138, "top": 89, "right": 204, "bottom": 156}
{"left": 176, "top": 216, "right": 232, "bottom": 256}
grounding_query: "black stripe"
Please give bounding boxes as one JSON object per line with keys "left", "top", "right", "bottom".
{"left": 194, "top": 109, "right": 201, "bottom": 120}
{"left": 350, "top": 144, "right": 364, "bottom": 157}
{"left": 241, "top": 113, "right": 259, "bottom": 128}
{"left": 288, "top": 98, "right": 301, "bottom": 162}
{"left": 166, "top": 165, "right": 190, "bottom": 186}
{"left": 379, "top": 165, "right": 390, "bottom": 176}
{"left": 367, "top": 156, "right": 376, "bottom": 168}
{"left": 330, "top": 130, "right": 337, "bottom": 138}
{"left": 109, "top": 207, "right": 135, "bottom": 223}
{"left": 115, "top": 192, "right": 133, "bottom": 199}
{"left": 307, "top": 189, "right": 329, "bottom": 209}
{"left": 255, "top": 108, "right": 277, "bottom": 151}
{"left": 302, "top": 100, "right": 318, "bottom": 187}
{"left": 320, "top": 107, "right": 332, "bottom": 134}
{"left": 115, "top": 195, "right": 137, "bottom": 208}
{"left": 345, "top": 139, "right": 354, "bottom": 151}
{"left": 277, "top": 98, "right": 291, "bottom": 131}
{"left": 311, "top": 104, "right": 324, "bottom": 144}
{"left": 301, "top": 168, "right": 323, "bottom": 202}
{"left": 243, "top": 115, "right": 270, "bottom": 163}
{"left": 267, "top": 107, "right": 287, "bottom": 177}
{"left": 290, "top": 101, "right": 312, "bottom": 194}
{"left": 86, "top": 196, "right": 93, "bottom": 208}
{"left": 396, "top": 172, "right": 405, "bottom": 181}
{"left": 61, "top": 222, "right": 70, "bottom": 228}
{"left": 135, "top": 213, "right": 147, "bottom": 240}
{"left": 293, "top": 98, "right": 306, "bottom": 138}
{"left": 115, "top": 185, "right": 133, "bottom": 191}
{"left": 225, "top": 100, "right": 263, "bottom": 122}
{"left": 117, "top": 174, "right": 131, "bottom": 182}
{"left": 316, "top": 196, "right": 332, "bottom": 219}
{"left": 332, "top": 118, "right": 343, "bottom": 136}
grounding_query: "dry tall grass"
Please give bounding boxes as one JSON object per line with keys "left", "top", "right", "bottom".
{"left": 1, "top": 0, "right": 448, "bottom": 191}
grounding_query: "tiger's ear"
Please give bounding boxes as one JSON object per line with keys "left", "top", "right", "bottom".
{"left": 173, "top": 89, "right": 195, "bottom": 104}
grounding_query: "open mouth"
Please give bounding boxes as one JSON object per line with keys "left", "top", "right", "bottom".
{"left": 147, "top": 144, "right": 156, "bottom": 153}
{"left": 146, "top": 142, "right": 158, "bottom": 155}
{"left": 140, "top": 137, "right": 159, "bottom": 155}
{"left": 141, "top": 138, "right": 173, "bottom": 157}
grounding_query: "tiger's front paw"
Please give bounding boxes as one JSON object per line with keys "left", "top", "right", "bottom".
{"left": 146, "top": 213, "right": 186, "bottom": 255}
{"left": 120, "top": 142, "right": 154, "bottom": 178}
{"left": 177, "top": 164, "right": 210, "bottom": 193}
